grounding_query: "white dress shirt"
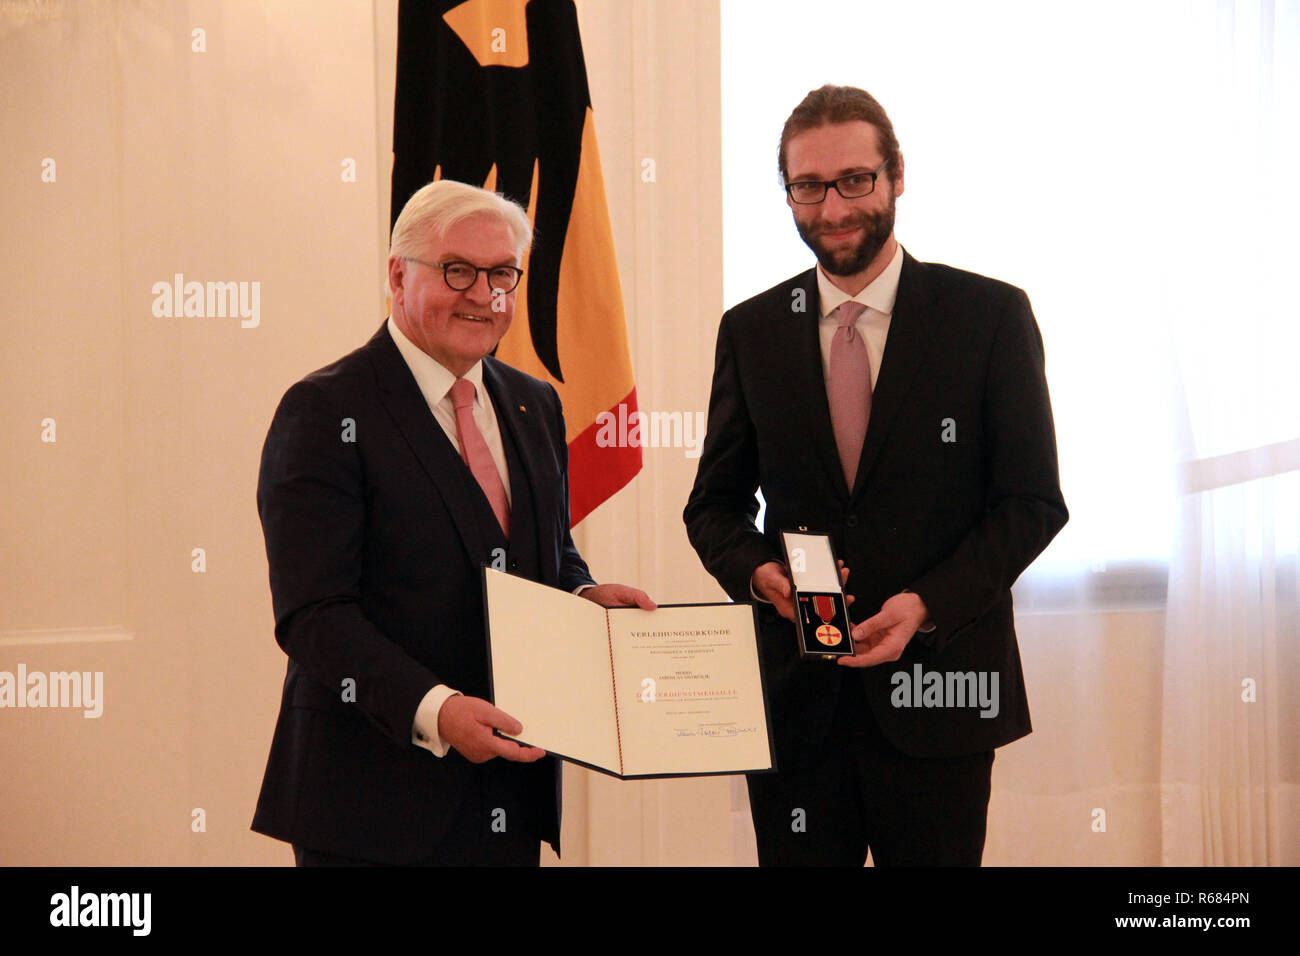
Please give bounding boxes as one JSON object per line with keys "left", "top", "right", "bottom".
{"left": 387, "top": 316, "right": 511, "bottom": 757}
{"left": 814, "top": 244, "right": 933, "bottom": 632}
{"left": 749, "top": 243, "right": 931, "bottom": 631}
{"left": 815, "top": 240, "right": 904, "bottom": 391}
{"left": 749, "top": 243, "right": 904, "bottom": 604}
{"left": 387, "top": 317, "right": 595, "bottom": 756}
{"left": 387, "top": 316, "right": 512, "bottom": 504}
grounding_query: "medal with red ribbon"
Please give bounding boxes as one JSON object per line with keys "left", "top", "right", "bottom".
{"left": 812, "top": 595, "right": 842, "bottom": 646}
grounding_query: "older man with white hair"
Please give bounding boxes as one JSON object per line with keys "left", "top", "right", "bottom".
{"left": 253, "top": 179, "right": 652, "bottom": 866}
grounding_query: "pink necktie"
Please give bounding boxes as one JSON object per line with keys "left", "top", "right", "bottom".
{"left": 450, "top": 378, "right": 510, "bottom": 538}
{"left": 828, "top": 301, "right": 872, "bottom": 489}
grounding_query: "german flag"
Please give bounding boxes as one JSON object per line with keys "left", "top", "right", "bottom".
{"left": 391, "top": 0, "right": 641, "bottom": 526}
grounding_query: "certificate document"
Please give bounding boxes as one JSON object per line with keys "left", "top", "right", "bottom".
{"left": 483, "top": 568, "right": 775, "bottom": 779}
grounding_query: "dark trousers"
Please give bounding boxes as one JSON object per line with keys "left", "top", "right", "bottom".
{"left": 293, "top": 762, "right": 545, "bottom": 867}
{"left": 746, "top": 673, "right": 994, "bottom": 866}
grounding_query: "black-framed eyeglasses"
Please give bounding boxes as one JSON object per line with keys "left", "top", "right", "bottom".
{"left": 402, "top": 257, "right": 524, "bottom": 293}
{"left": 784, "top": 160, "right": 890, "bottom": 205}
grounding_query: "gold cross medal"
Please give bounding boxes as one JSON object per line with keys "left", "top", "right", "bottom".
{"left": 812, "top": 595, "right": 842, "bottom": 646}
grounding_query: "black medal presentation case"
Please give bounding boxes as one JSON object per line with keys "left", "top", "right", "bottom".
{"left": 781, "top": 529, "right": 855, "bottom": 661}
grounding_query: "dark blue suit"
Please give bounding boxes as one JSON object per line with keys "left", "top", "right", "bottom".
{"left": 253, "top": 322, "right": 593, "bottom": 863}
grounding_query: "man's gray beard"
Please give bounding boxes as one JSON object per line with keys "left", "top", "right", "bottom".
{"left": 797, "top": 201, "right": 895, "bottom": 277}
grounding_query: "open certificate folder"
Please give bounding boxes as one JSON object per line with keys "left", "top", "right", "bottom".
{"left": 483, "top": 569, "right": 775, "bottom": 779}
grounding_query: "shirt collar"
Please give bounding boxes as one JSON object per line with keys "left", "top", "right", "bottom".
{"left": 387, "top": 315, "right": 486, "bottom": 409}
{"left": 816, "top": 241, "right": 905, "bottom": 319}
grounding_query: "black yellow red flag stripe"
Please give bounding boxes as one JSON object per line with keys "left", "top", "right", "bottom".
{"left": 392, "top": 0, "right": 641, "bottom": 525}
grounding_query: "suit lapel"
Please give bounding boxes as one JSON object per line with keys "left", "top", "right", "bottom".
{"left": 850, "top": 251, "right": 939, "bottom": 499}
{"left": 482, "top": 358, "right": 559, "bottom": 584}
{"left": 366, "top": 323, "right": 489, "bottom": 565}
{"left": 786, "top": 270, "right": 852, "bottom": 504}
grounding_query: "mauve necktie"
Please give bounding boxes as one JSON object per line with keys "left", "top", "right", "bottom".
{"left": 450, "top": 378, "right": 510, "bottom": 537}
{"left": 828, "top": 301, "right": 871, "bottom": 489}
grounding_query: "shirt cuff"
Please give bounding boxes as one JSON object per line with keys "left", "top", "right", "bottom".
{"left": 412, "top": 684, "right": 461, "bottom": 757}
{"left": 902, "top": 589, "right": 936, "bottom": 633}
{"left": 574, "top": 584, "right": 594, "bottom": 595}
{"left": 749, "top": 575, "right": 772, "bottom": 604}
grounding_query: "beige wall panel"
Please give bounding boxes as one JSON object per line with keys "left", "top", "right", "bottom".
{"left": 2, "top": 0, "right": 382, "bottom": 865}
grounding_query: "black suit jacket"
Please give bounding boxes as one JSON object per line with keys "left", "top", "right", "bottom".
{"left": 684, "top": 251, "right": 1067, "bottom": 764}
{"left": 252, "top": 322, "right": 594, "bottom": 862}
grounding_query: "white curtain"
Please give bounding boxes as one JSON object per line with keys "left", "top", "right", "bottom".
{"left": 1163, "top": 449, "right": 1299, "bottom": 864}
{"left": 1159, "top": 0, "right": 1300, "bottom": 867}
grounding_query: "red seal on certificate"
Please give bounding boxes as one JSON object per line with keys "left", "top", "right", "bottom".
{"left": 812, "top": 596, "right": 842, "bottom": 646}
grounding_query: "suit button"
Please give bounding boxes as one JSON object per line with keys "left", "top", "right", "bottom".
{"left": 846, "top": 515, "right": 859, "bottom": 528}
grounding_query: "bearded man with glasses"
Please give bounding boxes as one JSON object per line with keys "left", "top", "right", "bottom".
{"left": 685, "top": 85, "right": 1068, "bottom": 866}
{"left": 253, "top": 179, "right": 652, "bottom": 866}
